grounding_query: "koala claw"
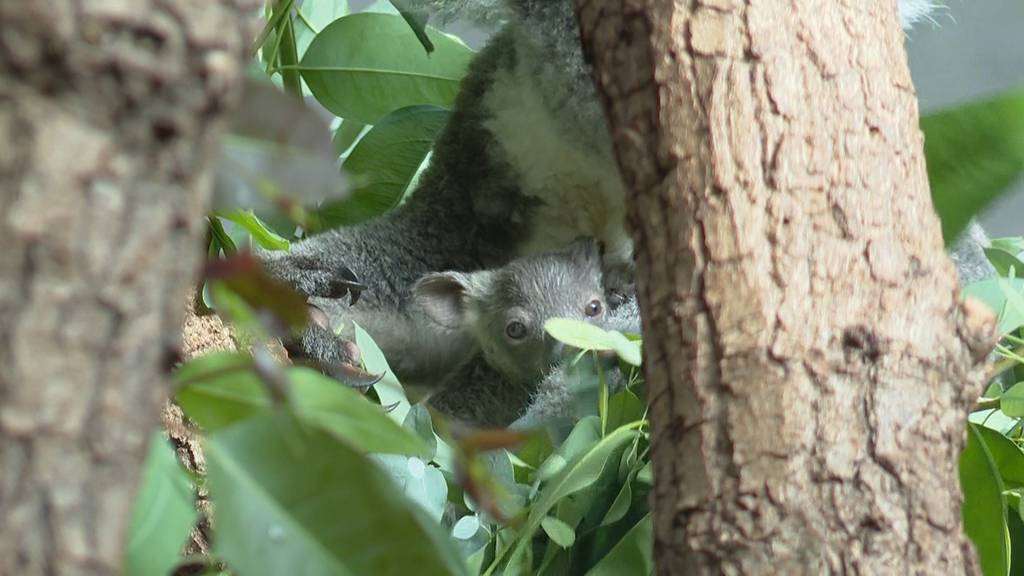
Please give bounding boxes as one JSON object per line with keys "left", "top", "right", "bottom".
{"left": 328, "top": 361, "right": 384, "bottom": 392}
{"left": 329, "top": 265, "right": 367, "bottom": 305}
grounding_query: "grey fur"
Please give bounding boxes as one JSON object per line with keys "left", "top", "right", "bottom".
{"left": 950, "top": 221, "right": 996, "bottom": 286}
{"left": 420, "top": 239, "right": 621, "bottom": 426}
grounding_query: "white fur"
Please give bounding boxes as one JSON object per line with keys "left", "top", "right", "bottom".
{"left": 482, "top": 54, "right": 633, "bottom": 271}
{"left": 898, "top": 0, "right": 940, "bottom": 29}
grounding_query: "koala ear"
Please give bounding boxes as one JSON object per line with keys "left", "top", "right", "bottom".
{"left": 414, "top": 273, "right": 470, "bottom": 329}
{"left": 415, "top": 271, "right": 496, "bottom": 329}
{"left": 568, "top": 236, "right": 602, "bottom": 267}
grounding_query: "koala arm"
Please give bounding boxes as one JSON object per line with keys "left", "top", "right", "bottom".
{"left": 511, "top": 358, "right": 628, "bottom": 430}
{"left": 428, "top": 359, "right": 535, "bottom": 428}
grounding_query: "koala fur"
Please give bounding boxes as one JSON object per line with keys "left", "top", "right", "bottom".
{"left": 413, "top": 238, "right": 639, "bottom": 426}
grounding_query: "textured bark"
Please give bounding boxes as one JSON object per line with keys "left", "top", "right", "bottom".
{"left": 0, "top": 1, "right": 257, "bottom": 574}
{"left": 576, "top": 1, "right": 996, "bottom": 574}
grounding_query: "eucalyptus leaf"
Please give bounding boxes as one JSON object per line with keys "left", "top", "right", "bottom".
{"left": 540, "top": 516, "right": 576, "bottom": 548}
{"left": 974, "top": 424, "right": 1024, "bottom": 489}
{"left": 451, "top": 515, "right": 489, "bottom": 561}
{"left": 222, "top": 210, "right": 291, "bottom": 251}
{"left": 295, "top": 0, "right": 349, "bottom": 57}
{"left": 208, "top": 216, "right": 238, "bottom": 256}
{"left": 923, "top": 87, "right": 1024, "bottom": 244}
{"left": 508, "top": 423, "right": 642, "bottom": 569}
{"left": 176, "top": 353, "right": 427, "bottom": 456}
{"left": 586, "top": 514, "right": 653, "bottom": 576}
{"left": 403, "top": 404, "right": 438, "bottom": 460}
{"left": 1001, "top": 382, "right": 1024, "bottom": 418}
{"left": 606, "top": 389, "right": 645, "bottom": 433}
{"left": 960, "top": 423, "right": 1010, "bottom": 576}
{"left": 321, "top": 106, "right": 449, "bottom": 227}
{"left": 599, "top": 478, "right": 633, "bottom": 527}
{"left": 299, "top": 13, "right": 473, "bottom": 124}
{"left": 635, "top": 461, "right": 652, "bottom": 485}
{"left": 206, "top": 412, "right": 468, "bottom": 576}
{"left": 124, "top": 434, "right": 197, "bottom": 576}
{"left": 986, "top": 247, "right": 1024, "bottom": 277}
{"left": 545, "top": 319, "right": 641, "bottom": 366}
{"left": 354, "top": 322, "right": 411, "bottom": 424}
{"left": 991, "top": 237, "right": 1024, "bottom": 255}
{"left": 334, "top": 119, "right": 368, "bottom": 157}
{"left": 545, "top": 319, "right": 616, "bottom": 352}
{"left": 372, "top": 454, "right": 449, "bottom": 522}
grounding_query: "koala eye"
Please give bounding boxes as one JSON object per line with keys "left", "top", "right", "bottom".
{"left": 584, "top": 299, "right": 604, "bottom": 317}
{"left": 505, "top": 320, "right": 528, "bottom": 340}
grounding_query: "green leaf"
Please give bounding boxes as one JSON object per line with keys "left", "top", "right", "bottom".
{"left": 451, "top": 515, "right": 489, "bottom": 564}
{"left": 222, "top": 210, "right": 291, "bottom": 251}
{"left": 372, "top": 454, "right": 449, "bottom": 522}
{"left": 599, "top": 478, "right": 633, "bottom": 527}
{"left": 354, "top": 322, "right": 411, "bottom": 424}
{"left": 334, "top": 119, "right": 367, "bottom": 157}
{"left": 975, "top": 425, "right": 1024, "bottom": 490}
{"left": 545, "top": 319, "right": 642, "bottom": 366}
{"left": 295, "top": 0, "right": 349, "bottom": 57}
{"left": 206, "top": 411, "right": 468, "bottom": 576}
{"left": 209, "top": 216, "right": 238, "bottom": 256}
{"left": 1002, "top": 383, "right": 1024, "bottom": 418}
{"left": 540, "top": 516, "right": 576, "bottom": 548}
{"left": 388, "top": 0, "right": 435, "bottom": 53}
{"left": 299, "top": 13, "right": 473, "bottom": 124}
{"left": 176, "top": 353, "right": 428, "bottom": 456}
{"left": 508, "top": 423, "right": 642, "bottom": 569}
{"left": 606, "top": 388, "right": 645, "bottom": 433}
{"left": 961, "top": 423, "right": 1010, "bottom": 576}
{"left": 321, "top": 106, "right": 449, "bottom": 227}
{"left": 991, "top": 237, "right": 1024, "bottom": 255}
{"left": 545, "top": 319, "right": 617, "bottom": 351}
{"left": 962, "top": 278, "right": 1024, "bottom": 334}
{"left": 987, "top": 247, "right": 1024, "bottom": 278}
{"left": 124, "top": 433, "right": 197, "bottom": 576}
{"left": 1007, "top": 500, "right": 1024, "bottom": 576}
{"left": 922, "top": 87, "right": 1024, "bottom": 244}
{"left": 535, "top": 416, "right": 602, "bottom": 487}
{"left": 635, "top": 461, "right": 652, "bottom": 485}
{"left": 585, "top": 514, "right": 653, "bottom": 576}
{"left": 403, "top": 404, "right": 438, "bottom": 460}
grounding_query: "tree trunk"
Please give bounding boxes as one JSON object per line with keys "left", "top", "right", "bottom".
{"left": 575, "top": 1, "right": 996, "bottom": 573}
{"left": 0, "top": 2, "right": 255, "bottom": 573}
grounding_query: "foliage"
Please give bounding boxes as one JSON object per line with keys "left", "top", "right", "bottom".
{"left": 119, "top": 1, "right": 1024, "bottom": 574}
{"left": 960, "top": 239, "right": 1024, "bottom": 576}
{"left": 923, "top": 87, "right": 1024, "bottom": 244}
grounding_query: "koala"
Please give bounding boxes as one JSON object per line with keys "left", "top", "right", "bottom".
{"left": 411, "top": 238, "right": 639, "bottom": 427}
{"left": 263, "top": 0, "right": 992, "bottom": 388}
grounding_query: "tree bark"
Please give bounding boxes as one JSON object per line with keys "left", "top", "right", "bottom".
{"left": 0, "top": 1, "right": 256, "bottom": 574}
{"left": 576, "top": 1, "right": 996, "bottom": 574}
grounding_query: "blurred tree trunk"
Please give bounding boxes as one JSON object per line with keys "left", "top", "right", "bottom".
{"left": 0, "top": 1, "right": 256, "bottom": 573}
{"left": 576, "top": 1, "right": 995, "bottom": 573}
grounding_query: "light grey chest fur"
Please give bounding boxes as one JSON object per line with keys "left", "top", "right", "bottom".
{"left": 481, "top": 53, "right": 633, "bottom": 271}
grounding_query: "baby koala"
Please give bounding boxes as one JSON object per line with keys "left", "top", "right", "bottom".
{"left": 412, "top": 238, "right": 638, "bottom": 427}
